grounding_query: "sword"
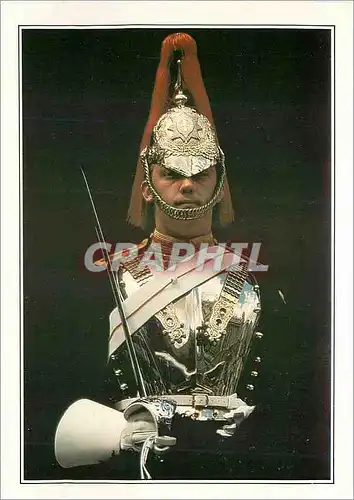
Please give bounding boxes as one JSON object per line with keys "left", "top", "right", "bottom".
{"left": 80, "top": 167, "right": 147, "bottom": 398}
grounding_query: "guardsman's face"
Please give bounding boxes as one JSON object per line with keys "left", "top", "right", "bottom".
{"left": 143, "top": 165, "right": 218, "bottom": 208}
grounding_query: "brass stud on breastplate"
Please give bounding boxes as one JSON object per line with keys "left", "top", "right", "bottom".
{"left": 251, "top": 371, "right": 258, "bottom": 377}
{"left": 255, "top": 331, "right": 263, "bottom": 339}
{"left": 255, "top": 356, "right": 261, "bottom": 363}
{"left": 246, "top": 384, "right": 254, "bottom": 391}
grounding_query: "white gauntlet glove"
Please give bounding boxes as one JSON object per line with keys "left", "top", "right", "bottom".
{"left": 120, "top": 410, "right": 157, "bottom": 452}
{"left": 121, "top": 397, "right": 177, "bottom": 479}
{"left": 54, "top": 397, "right": 176, "bottom": 472}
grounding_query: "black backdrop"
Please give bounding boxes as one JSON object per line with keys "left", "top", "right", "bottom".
{"left": 23, "top": 28, "right": 331, "bottom": 480}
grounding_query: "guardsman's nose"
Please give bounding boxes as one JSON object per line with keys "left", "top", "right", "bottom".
{"left": 180, "top": 177, "right": 194, "bottom": 194}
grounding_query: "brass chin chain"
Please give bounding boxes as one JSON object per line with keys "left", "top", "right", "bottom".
{"left": 140, "top": 147, "right": 226, "bottom": 221}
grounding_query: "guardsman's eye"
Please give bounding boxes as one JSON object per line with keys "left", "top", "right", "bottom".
{"left": 164, "top": 170, "right": 183, "bottom": 180}
{"left": 193, "top": 171, "right": 208, "bottom": 181}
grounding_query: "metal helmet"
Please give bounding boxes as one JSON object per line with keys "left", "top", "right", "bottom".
{"left": 127, "top": 33, "right": 234, "bottom": 227}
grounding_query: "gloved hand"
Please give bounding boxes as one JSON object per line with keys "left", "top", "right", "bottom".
{"left": 120, "top": 397, "right": 177, "bottom": 453}
{"left": 120, "top": 410, "right": 157, "bottom": 452}
{"left": 216, "top": 402, "right": 255, "bottom": 438}
{"left": 120, "top": 398, "right": 177, "bottom": 480}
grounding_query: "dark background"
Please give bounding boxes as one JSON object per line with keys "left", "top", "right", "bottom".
{"left": 23, "top": 28, "right": 331, "bottom": 480}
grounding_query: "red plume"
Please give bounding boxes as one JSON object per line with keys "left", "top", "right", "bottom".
{"left": 127, "top": 33, "right": 234, "bottom": 227}
{"left": 127, "top": 34, "right": 176, "bottom": 227}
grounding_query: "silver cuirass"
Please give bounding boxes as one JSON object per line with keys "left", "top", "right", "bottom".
{"left": 107, "top": 245, "right": 262, "bottom": 407}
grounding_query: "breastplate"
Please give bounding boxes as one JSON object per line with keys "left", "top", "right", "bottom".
{"left": 108, "top": 254, "right": 261, "bottom": 401}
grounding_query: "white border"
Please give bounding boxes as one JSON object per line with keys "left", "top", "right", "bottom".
{"left": 1, "top": 1, "right": 353, "bottom": 499}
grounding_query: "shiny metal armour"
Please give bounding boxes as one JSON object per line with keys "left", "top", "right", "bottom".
{"left": 108, "top": 260, "right": 261, "bottom": 403}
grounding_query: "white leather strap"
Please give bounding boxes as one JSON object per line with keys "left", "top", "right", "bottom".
{"left": 115, "top": 394, "right": 244, "bottom": 411}
{"left": 109, "top": 247, "right": 241, "bottom": 356}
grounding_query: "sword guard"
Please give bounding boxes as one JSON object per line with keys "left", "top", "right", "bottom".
{"left": 155, "top": 435, "right": 177, "bottom": 447}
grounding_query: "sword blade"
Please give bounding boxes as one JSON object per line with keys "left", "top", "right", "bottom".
{"left": 80, "top": 166, "right": 147, "bottom": 398}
